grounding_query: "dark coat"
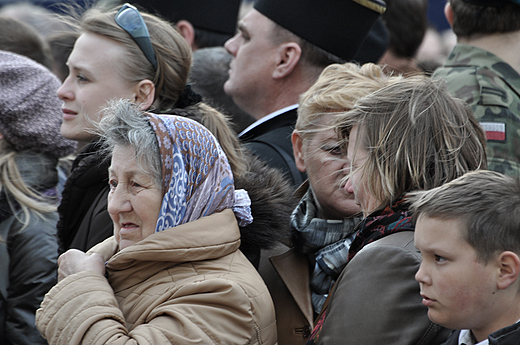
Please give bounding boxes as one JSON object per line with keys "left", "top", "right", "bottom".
{"left": 240, "top": 108, "right": 307, "bottom": 187}
{"left": 259, "top": 244, "right": 314, "bottom": 345}
{"left": 56, "top": 143, "right": 112, "bottom": 254}
{"left": 0, "top": 153, "right": 59, "bottom": 345}
{"left": 235, "top": 152, "right": 297, "bottom": 268}
{"left": 314, "top": 232, "right": 451, "bottom": 345}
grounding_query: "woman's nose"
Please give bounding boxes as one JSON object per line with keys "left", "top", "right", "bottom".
{"left": 344, "top": 177, "right": 354, "bottom": 194}
{"left": 107, "top": 188, "right": 132, "bottom": 215}
{"left": 57, "top": 76, "right": 73, "bottom": 101}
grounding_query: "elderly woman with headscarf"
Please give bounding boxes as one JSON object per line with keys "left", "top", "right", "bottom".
{"left": 36, "top": 100, "right": 277, "bottom": 345}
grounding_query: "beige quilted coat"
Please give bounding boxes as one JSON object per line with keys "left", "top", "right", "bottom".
{"left": 36, "top": 210, "right": 277, "bottom": 345}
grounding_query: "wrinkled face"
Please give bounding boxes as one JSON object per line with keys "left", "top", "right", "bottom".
{"left": 344, "top": 125, "right": 379, "bottom": 217}
{"left": 58, "top": 32, "right": 137, "bottom": 143}
{"left": 414, "top": 216, "right": 499, "bottom": 336}
{"left": 108, "top": 145, "right": 163, "bottom": 250}
{"left": 297, "top": 116, "right": 361, "bottom": 219}
{"left": 223, "top": 9, "right": 279, "bottom": 119}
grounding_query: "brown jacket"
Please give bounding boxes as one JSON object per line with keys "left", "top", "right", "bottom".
{"left": 37, "top": 210, "right": 277, "bottom": 345}
{"left": 315, "top": 232, "right": 451, "bottom": 344}
{"left": 259, "top": 244, "right": 314, "bottom": 345}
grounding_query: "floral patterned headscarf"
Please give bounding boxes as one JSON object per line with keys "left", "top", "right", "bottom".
{"left": 147, "top": 113, "right": 235, "bottom": 232}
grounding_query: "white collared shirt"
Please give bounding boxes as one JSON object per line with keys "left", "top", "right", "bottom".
{"left": 458, "top": 318, "right": 520, "bottom": 345}
{"left": 458, "top": 329, "right": 488, "bottom": 345}
{"left": 238, "top": 104, "right": 298, "bottom": 138}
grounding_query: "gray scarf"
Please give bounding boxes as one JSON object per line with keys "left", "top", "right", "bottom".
{"left": 291, "top": 188, "right": 362, "bottom": 313}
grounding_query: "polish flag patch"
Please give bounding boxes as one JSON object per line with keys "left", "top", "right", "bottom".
{"left": 480, "top": 122, "right": 506, "bottom": 142}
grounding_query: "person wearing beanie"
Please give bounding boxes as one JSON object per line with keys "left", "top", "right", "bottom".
{"left": 433, "top": 0, "right": 520, "bottom": 178}
{"left": 0, "top": 50, "right": 76, "bottom": 345}
{"left": 224, "top": 0, "right": 386, "bottom": 187}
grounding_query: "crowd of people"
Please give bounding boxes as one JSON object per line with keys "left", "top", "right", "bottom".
{"left": 1, "top": 0, "right": 520, "bottom": 344}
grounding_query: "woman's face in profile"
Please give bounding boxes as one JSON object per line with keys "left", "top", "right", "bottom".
{"left": 345, "top": 124, "right": 379, "bottom": 217}
{"left": 296, "top": 115, "right": 361, "bottom": 219}
{"left": 108, "top": 145, "right": 163, "bottom": 250}
{"left": 57, "top": 32, "right": 139, "bottom": 143}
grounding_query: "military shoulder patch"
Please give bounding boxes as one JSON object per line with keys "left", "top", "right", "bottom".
{"left": 480, "top": 122, "right": 506, "bottom": 142}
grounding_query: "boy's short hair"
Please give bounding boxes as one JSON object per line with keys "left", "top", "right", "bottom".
{"left": 409, "top": 170, "right": 520, "bottom": 264}
{"left": 449, "top": 0, "right": 520, "bottom": 38}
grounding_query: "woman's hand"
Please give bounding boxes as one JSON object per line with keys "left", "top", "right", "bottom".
{"left": 57, "top": 249, "right": 105, "bottom": 282}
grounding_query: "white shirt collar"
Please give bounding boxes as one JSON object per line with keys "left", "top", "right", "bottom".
{"left": 238, "top": 104, "right": 298, "bottom": 138}
{"left": 458, "top": 330, "right": 488, "bottom": 345}
{"left": 458, "top": 318, "right": 520, "bottom": 345}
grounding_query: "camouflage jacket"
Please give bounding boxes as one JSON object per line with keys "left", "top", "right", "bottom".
{"left": 433, "top": 44, "right": 520, "bottom": 177}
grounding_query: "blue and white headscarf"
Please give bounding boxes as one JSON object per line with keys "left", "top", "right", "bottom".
{"left": 147, "top": 113, "right": 242, "bottom": 232}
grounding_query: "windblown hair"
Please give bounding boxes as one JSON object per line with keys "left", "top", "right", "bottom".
{"left": 98, "top": 99, "right": 162, "bottom": 188}
{"left": 0, "top": 142, "right": 57, "bottom": 228}
{"left": 409, "top": 170, "right": 520, "bottom": 264}
{"left": 47, "top": 31, "right": 79, "bottom": 82}
{"left": 79, "top": 4, "right": 191, "bottom": 112}
{"left": 340, "top": 76, "right": 487, "bottom": 211}
{"left": 449, "top": 0, "right": 520, "bottom": 38}
{"left": 296, "top": 62, "right": 403, "bottom": 140}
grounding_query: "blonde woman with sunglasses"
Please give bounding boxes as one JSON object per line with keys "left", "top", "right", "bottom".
{"left": 37, "top": 3, "right": 277, "bottom": 344}
{"left": 55, "top": 3, "right": 246, "bottom": 255}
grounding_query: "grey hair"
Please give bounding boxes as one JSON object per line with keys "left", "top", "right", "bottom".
{"left": 98, "top": 99, "right": 162, "bottom": 188}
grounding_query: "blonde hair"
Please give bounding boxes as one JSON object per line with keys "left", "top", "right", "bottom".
{"left": 80, "top": 4, "right": 191, "bottom": 112}
{"left": 296, "top": 62, "right": 402, "bottom": 140}
{"left": 0, "top": 142, "right": 57, "bottom": 230}
{"left": 341, "top": 75, "right": 487, "bottom": 211}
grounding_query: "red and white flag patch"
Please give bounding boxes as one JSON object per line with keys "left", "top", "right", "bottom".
{"left": 480, "top": 122, "right": 506, "bottom": 142}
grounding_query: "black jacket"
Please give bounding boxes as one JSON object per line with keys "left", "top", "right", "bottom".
{"left": 0, "top": 153, "right": 60, "bottom": 345}
{"left": 240, "top": 108, "right": 307, "bottom": 187}
{"left": 57, "top": 143, "right": 112, "bottom": 254}
{"left": 443, "top": 322, "right": 520, "bottom": 345}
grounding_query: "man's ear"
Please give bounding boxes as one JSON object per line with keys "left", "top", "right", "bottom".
{"left": 133, "top": 79, "right": 155, "bottom": 111}
{"left": 444, "top": 2, "right": 454, "bottom": 27}
{"left": 273, "top": 42, "right": 302, "bottom": 79}
{"left": 292, "top": 130, "right": 306, "bottom": 173}
{"left": 176, "top": 20, "right": 195, "bottom": 49}
{"left": 496, "top": 251, "right": 520, "bottom": 290}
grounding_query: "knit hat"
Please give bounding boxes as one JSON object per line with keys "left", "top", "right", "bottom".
{"left": 0, "top": 50, "right": 76, "bottom": 157}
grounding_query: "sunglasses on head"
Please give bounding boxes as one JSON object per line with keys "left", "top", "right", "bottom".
{"left": 115, "top": 3, "right": 157, "bottom": 70}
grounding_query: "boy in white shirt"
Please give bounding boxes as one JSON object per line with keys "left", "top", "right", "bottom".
{"left": 410, "top": 170, "right": 520, "bottom": 345}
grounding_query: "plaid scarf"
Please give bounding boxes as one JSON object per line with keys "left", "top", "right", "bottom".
{"left": 291, "top": 189, "right": 362, "bottom": 313}
{"left": 306, "top": 198, "right": 414, "bottom": 344}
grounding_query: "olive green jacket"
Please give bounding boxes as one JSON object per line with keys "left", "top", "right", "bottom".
{"left": 433, "top": 44, "right": 520, "bottom": 177}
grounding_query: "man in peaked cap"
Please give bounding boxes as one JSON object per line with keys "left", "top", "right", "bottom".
{"left": 433, "top": 0, "right": 520, "bottom": 178}
{"left": 224, "top": 1, "right": 385, "bottom": 344}
{"left": 224, "top": 0, "right": 386, "bottom": 187}
{"left": 129, "top": 0, "right": 241, "bottom": 50}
